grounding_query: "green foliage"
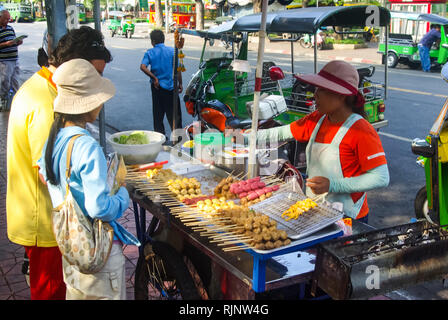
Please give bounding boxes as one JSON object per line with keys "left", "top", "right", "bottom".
{"left": 331, "top": 38, "right": 366, "bottom": 44}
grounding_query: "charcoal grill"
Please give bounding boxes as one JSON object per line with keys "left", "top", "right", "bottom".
{"left": 311, "top": 220, "right": 448, "bottom": 300}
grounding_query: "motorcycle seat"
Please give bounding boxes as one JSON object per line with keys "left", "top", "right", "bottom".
{"left": 226, "top": 117, "right": 253, "bottom": 129}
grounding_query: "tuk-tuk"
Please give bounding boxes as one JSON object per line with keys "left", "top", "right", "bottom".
{"left": 378, "top": 11, "right": 448, "bottom": 69}
{"left": 107, "top": 11, "right": 135, "bottom": 38}
{"left": 181, "top": 6, "right": 391, "bottom": 167}
{"left": 412, "top": 64, "right": 448, "bottom": 225}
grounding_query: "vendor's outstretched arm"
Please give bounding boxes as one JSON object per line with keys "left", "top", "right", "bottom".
{"left": 329, "top": 164, "right": 390, "bottom": 193}
{"left": 244, "top": 125, "right": 294, "bottom": 144}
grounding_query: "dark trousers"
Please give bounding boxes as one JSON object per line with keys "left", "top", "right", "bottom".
{"left": 151, "top": 84, "right": 182, "bottom": 139}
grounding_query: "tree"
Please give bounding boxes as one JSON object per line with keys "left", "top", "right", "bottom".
{"left": 253, "top": 0, "right": 262, "bottom": 13}
{"left": 134, "top": 0, "right": 140, "bottom": 17}
{"left": 31, "top": 0, "right": 45, "bottom": 17}
{"left": 195, "top": 0, "right": 204, "bottom": 30}
{"left": 154, "top": 0, "right": 163, "bottom": 28}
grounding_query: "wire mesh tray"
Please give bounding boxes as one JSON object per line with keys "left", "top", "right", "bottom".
{"left": 249, "top": 192, "right": 344, "bottom": 240}
{"left": 250, "top": 222, "right": 343, "bottom": 255}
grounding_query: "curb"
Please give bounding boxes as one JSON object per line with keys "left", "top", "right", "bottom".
{"left": 260, "top": 47, "right": 381, "bottom": 65}
{"left": 319, "top": 55, "right": 380, "bottom": 65}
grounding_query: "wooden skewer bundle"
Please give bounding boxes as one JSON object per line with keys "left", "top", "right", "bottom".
{"left": 222, "top": 245, "right": 252, "bottom": 252}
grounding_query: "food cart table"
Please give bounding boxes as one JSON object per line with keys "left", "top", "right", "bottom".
{"left": 126, "top": 146, "right": 362, "bottom": 298}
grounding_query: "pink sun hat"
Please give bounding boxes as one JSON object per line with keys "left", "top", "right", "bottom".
{"left": 295, "top": 60, "right": 365, "bottom": 107}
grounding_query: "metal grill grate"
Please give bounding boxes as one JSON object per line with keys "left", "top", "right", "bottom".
{"left": 250, "top": 192, "right": 343, "bottom": 240}
{"left": 336, "top": 223, "right": 448, "bottom": 265}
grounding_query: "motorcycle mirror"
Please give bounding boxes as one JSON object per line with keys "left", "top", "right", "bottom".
{"left": 442, "top": 63, "right": 448, "bottom": 83}
{"left": 269, "top": 66, "right": 285, "bottom": 81}
{"left": 209, "top": 39, "right": 215, "bottom": 46}
{"left": 207, "top": 84, "right": 216, "bottom": 94}
{"left": 411, "top": 138, "right": 435, "bottom": 158}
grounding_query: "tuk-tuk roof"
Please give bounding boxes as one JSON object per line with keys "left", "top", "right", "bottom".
{"left": 181, "top": 19, "right": 241, "bottom": 42}
{"left": 231, "top": 6, "right": 390, "bottom": 34}
{"left": 390, "top": 11, "right": 448, "bottom": 25}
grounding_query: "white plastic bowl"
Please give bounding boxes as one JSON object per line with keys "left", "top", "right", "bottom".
{"left": 107, "top": 130, "right": 166, "bottom": 165}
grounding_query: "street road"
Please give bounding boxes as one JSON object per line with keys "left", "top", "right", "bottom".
{"left": 11, "top": 21, "right": 448, "bottom": 299}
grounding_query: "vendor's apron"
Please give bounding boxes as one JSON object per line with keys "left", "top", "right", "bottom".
{"left": 305, "top": 113, "right": 366, "bottom": 219}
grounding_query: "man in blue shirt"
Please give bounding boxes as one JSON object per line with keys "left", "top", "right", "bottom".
{"left": 140, "top": 29, "right": 182, "bottom": 139}
{"left": 418, "top": 24, "right": 441, "bottom": 72}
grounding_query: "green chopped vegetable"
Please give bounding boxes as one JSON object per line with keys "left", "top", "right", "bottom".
{"left": 114, "top": 131, "right": 149, "bottom": 145}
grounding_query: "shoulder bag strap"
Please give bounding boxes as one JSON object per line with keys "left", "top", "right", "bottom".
{"left": 64, "top": 134, "right": 84, "bottom": 194}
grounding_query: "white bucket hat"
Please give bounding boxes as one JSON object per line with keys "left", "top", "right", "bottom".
{"left": 52, "top": 58, "right": 115, "bottom": 114}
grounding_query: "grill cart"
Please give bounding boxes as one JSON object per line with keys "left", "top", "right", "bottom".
{"left": 120, "top": 7, "right": 448, "bottom": 301}
{"left": 125, "top": 145, "right": 448, "bottom": 300}
{"left": 127, "top": 146, "right": 345, "bottom": 299}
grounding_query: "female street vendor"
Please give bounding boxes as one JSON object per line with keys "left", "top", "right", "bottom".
{"left": 249, "top": 60, "right": 389, "bottom": 223}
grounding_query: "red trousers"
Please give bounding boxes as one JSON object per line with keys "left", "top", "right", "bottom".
{"left": 24, "top": 246, "right": 66, "bottom": 300}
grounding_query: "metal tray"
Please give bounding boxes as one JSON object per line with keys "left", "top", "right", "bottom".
{"left": 153, "top": 146, "right": 232, "bottom": 195}
{"left": 249, "top": 192, "right": 344, "bottom": 240}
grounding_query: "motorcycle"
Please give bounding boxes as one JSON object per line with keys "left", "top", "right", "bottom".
{"left": 183, "top": 60, "right": 286, "bottom": 136}
{"left": 183, "top": 60, "right": 304, "bottom": 180}
{"left": 411, "top": 63, "right": 448, "bottom": 225}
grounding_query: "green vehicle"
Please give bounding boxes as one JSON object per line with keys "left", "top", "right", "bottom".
{"left": 77, "top": 3, "right": 87, "bottom": 24}
{"left": 107, "top": 11, "right": 135, "bottom": 38}
{"left": 412, "top": 64, "right": 448, "bottom": 225}
{"left": 378, "top": 11, "right": 448, "bottom": 69}
{"left": 2, "top": 3, "right": 33, "bottom": 22}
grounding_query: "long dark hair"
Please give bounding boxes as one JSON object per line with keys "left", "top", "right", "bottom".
{"left": 45, "top": 113, "right": 88, "bottom": 186}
